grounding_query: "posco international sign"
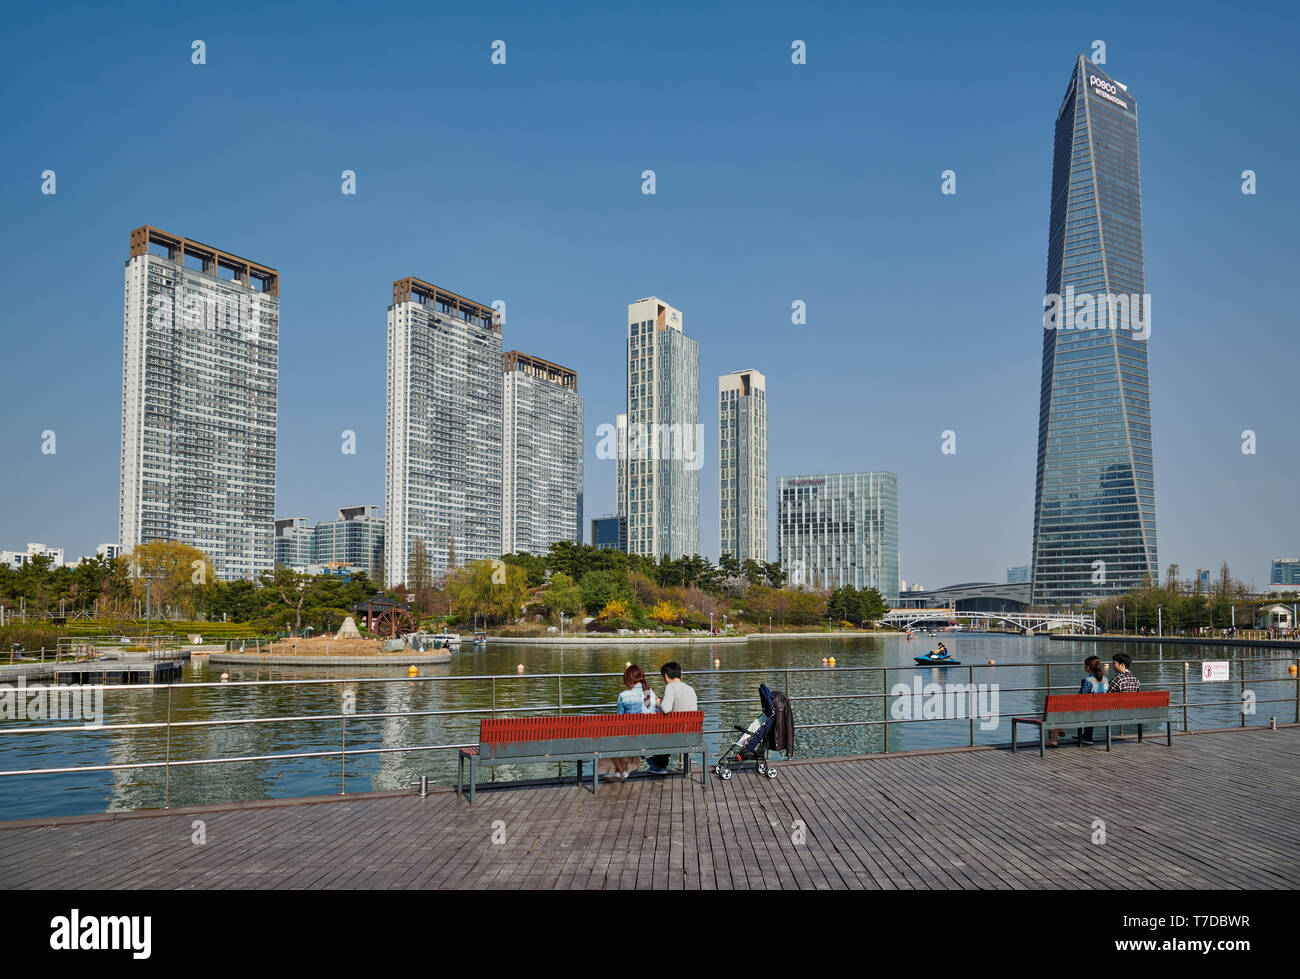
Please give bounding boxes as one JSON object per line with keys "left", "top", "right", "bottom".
{"left": 1087, "top": 72, "right": 1131, "bottom": 110}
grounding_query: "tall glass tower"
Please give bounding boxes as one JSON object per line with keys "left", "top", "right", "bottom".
{"left": 1031, "top": 57, "right": 1157, "bottom": 606}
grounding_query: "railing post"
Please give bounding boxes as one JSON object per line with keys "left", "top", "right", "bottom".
{"left": 340, "top": 713, "right": 346, "bottom": 795}
{"left": 882, "top": 667, "right": 889, "bottom": 754}
{"left": 1294, "top": 659, "right": 1299, "bottom": 724}
{"left": 1241, "top": 663, "right": 1247, "bottom": 728}
{"left": 490, "top": 676, "right": 497, "bottom": 783}
{"left": 1182, "top": 665, "right": 1188, "bottom": 732}
{"left": 164, "top": 684, "right": 173, "bottom": 808}
{"left": 968, "top": 665, "right": 975, "bottom": 746}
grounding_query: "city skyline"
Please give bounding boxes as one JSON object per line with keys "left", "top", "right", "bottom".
{"left": 3, "top": 3, "right": 1297, "bottom": 590}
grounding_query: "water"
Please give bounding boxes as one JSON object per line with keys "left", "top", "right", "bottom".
{"left": 0, "top": 634, "right": 1294, "bottom": 821}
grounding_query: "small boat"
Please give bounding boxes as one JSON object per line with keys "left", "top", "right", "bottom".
{"left": 472, "top": 632, "right": 487, "bottom": 647}
{"left": 429, "top": 632, "right": 462, "bottom": 651}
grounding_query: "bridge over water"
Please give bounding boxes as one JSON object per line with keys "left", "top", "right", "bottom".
{"left": 883, "top": 608, "right": 1098, "bottom": 634}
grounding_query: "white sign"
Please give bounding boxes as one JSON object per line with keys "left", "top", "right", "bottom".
{"left": 1201, "top": 661, "right": 1230, "bottom": 682}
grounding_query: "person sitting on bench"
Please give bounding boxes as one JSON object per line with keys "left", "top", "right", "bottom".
{"left": 1076, "top": 654, "right": 1108, "bottom": 744}
{"left": 1109, "top": 652, "right": 1141, "bottom": 692}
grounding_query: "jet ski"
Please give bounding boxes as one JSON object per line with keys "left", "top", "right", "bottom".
{"left": 914, "top": 649, "right": 961, "bottom": 665}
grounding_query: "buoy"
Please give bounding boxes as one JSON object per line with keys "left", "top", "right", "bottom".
{"left": 828, "top": 657, "right": 836, "bottom": 667}
{"left": 1289, "top": 664, "right": 1297, "bottom": 676}
{"left": 821, "top": 657, "right": 828, "bottom": 665}
{"left": 713, "top": 659, "right": 720, "bottom": 668}
{"left": 987, "top": 658, "right": 995, "bottom": 665}
{"left": 220, "top": 672, "right": 229, "bottom": 682}
{"left": 517, "top": 664, "right": 525, "bottom": 673}
{"left": 408, "top": 665, "right": 418, "bottom": 677}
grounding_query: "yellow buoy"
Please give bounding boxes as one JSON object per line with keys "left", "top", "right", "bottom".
{"left": 1289, "top": 664, "right": 1298, "bottom": 676}
{"left": 408, "top": 665, "right": 418, "bottom": 677}
{"left": 828, "top": 657, "right": 836, "bottom": 667}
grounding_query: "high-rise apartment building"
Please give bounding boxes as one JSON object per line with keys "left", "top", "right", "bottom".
{"left": 619, "top": 298, "right": 700, "bottom": 560}
{"left": 502, "top": 351, "right": 583, "bottom": 555}
{"left": 777, "top": 472, "right": 899, "bottom": 602}
{"left": 718, "top": 370, "right": 767, "bottom": 563}
{"left": 1031, "top": 58, "right": 1157, "bottom": 605}
{"left": 315, "top": 505, "right": 385, "bottom": 581}
{"left": 386, "top": 279, "right": 503, "bottom": 588}
{"left": 119, "top": 226, "right": 278, "bottom": 581}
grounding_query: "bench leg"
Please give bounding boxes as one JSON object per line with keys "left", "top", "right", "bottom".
{"left": 575, "top": 759, "right": 582, "bottom": 786}
{"left": 1167, "top": 721, "right": 1172, "bottom": 746}
{"left": 1105, "top": 725, "right": 1111, "bottom": 751}
{"left": 592, "top": 754, "right": 599, "bottom": 796}
{"left": 1039, "top": 725, "right": 1045, "bottom": 758}
{"left": 682, "top": 752, "right": 690, "bottom": 776}
{"left": 469, "top": 756, "right": 478, "bottom": 804}
{"left": 1138, "top": 723, "right": 1144, "bottom": 743}
{"left": 701, "top": 747, "right": 708, "bottom": 787}
{"left": 456, "top": 753, "right": 463, "bottom": 798}
{"left": 1011, "top": 718, "right": 1017, "bottom": 752}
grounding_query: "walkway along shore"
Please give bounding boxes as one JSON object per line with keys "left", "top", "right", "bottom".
{"left": 1052, "top": 634, "right": 1300, "bottom": 650}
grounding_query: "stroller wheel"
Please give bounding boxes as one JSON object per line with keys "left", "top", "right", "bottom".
{"left": 756, "top": 760, "right": 768, "bottom": 775}
{"left": 765, "top": 765, "right": 778, "bottom": 779}
{"left": 720, "top": 768, "right": 732, "bottom": 780}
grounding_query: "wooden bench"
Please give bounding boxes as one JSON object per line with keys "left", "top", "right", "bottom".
{"left": 1011, "top": 691, "right": 1171, "bottom": 757}
{"left": 456, "top": 712, "right": 707, "bottom": 803}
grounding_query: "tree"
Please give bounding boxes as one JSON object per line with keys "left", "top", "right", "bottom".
{"left": 446, "top": 560, "right": 530, "bottom": 624}
{"left": 537, "top": 572, "right": 583, "bottom": 619}
{"left": 410, "top": 538, "right": 431, "bottom": 592}
{"left": 125, "top": 541, "right": 214, "bottom": 619}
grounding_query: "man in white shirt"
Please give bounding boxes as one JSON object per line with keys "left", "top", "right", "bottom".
{"left": 649, "top": 661, "right": 698, "bottom": 775}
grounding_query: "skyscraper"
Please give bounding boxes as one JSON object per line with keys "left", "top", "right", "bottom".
{"left": 1031, "top": 57, "right": 1157, "bottom": 606}
{"left": 502, "top": 350, "right": 583, "bottom": 555}
{"left": 386, "top": 278, "right": 502, "bottom": 588}
{"left": 619, "top": 298, "right": 700, "bottom": 560}
{"left": 718, "top": 370, "right": 767, "bottom": 563}
{"left": 777, "top": 472, "right": 899, "bottom": 602}
{"left": 119, "top": 225, "right": 278, "bottom": 581}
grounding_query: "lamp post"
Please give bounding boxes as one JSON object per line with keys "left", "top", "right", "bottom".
{"left": 1121, "top": 606, "right": 1126, "bottom": 634}
{"left": 1158, "top": 605, "right": 1163, "bottom": 638}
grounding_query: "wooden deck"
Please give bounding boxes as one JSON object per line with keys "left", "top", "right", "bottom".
{"left": 1, "top": 726, "right": 1297, "bottom": 889}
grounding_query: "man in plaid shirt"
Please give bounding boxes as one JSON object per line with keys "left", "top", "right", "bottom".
{"left": 1110, "top": 652, "right": 1141, "bottom": 692}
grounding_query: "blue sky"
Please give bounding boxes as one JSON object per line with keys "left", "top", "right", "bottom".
{"left": 1, "top": 0, "right": 1296, "bottom": 589}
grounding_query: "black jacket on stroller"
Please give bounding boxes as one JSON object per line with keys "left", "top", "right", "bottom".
{"left": 770, "top": 688, "right": 794, "bottom": 756}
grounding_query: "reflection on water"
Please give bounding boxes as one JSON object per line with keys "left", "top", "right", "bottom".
{"left": 1, "top": 635, "right": 1295, "bottom": 820}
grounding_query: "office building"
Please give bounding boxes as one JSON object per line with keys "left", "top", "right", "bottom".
{"left": 385, "top": 279, "right": 502, "bottom": 587}
{"left": 1270, "top": 558, "right": 1300, "bottom": 592}
{"left": 718, "top": 370, "right": 767, "bottom": 562}
{"left": 591, "top": 515, "right": 627, "bottom": 551}
{"left": 1007, "top": 565, "right": 1031, "bottom": 584}
{"left": 274, "top": 518, "right": 315, "bottom": 570}
{"left": 119, "top": 226, "right": 278, "bottom": 580}
{"left": 777, "top": 472, "right": 899, "bottom": 602}
{"left": 1031, "top": 59, "right": 1157, "bottom": 605}
{"left": 619, "top": 297, "right": 700, "bottom": 560}
{"left": 502, "top": 351, "right": 583, "bottom": 554}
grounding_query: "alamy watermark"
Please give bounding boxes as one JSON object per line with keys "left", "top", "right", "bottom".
{"left": 0, "top": 678, "right": 103, "bottom": 725}
{"left": 1043, "top": 286, "right": 1151, "bottom": 340}
{"left": 889, "top": 677, "right": 1000, "bottom": 731}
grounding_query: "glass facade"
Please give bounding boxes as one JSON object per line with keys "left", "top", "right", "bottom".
{"left": 777, "top": 472, "right": 899, "bottom": 602}
{"left": 591, "top": 515, "right": 627, "bottom": 551}
{"left": 1271, "top": 559, "right": 1300, "bottom": 587}
{"left": 718, "top": 370, "right": 767, "bottom": 562}
{"left": 1032, "top": 57, "right": 1157, "bottom": 606}
{"left": 620, "top": 299, "right": 700, "bottom": 560}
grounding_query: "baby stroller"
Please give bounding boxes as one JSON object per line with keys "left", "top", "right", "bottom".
{"left": 714, "top": 683, "right": 782, "bottom": 780}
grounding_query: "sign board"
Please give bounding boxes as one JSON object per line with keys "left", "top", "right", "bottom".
{"left": 1201, "top": 661, "right": 1230, "bottom": 682}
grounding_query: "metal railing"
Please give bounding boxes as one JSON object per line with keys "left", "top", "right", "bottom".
{"left": 0, "top": 656, "right": 1297, "bottom": 809}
